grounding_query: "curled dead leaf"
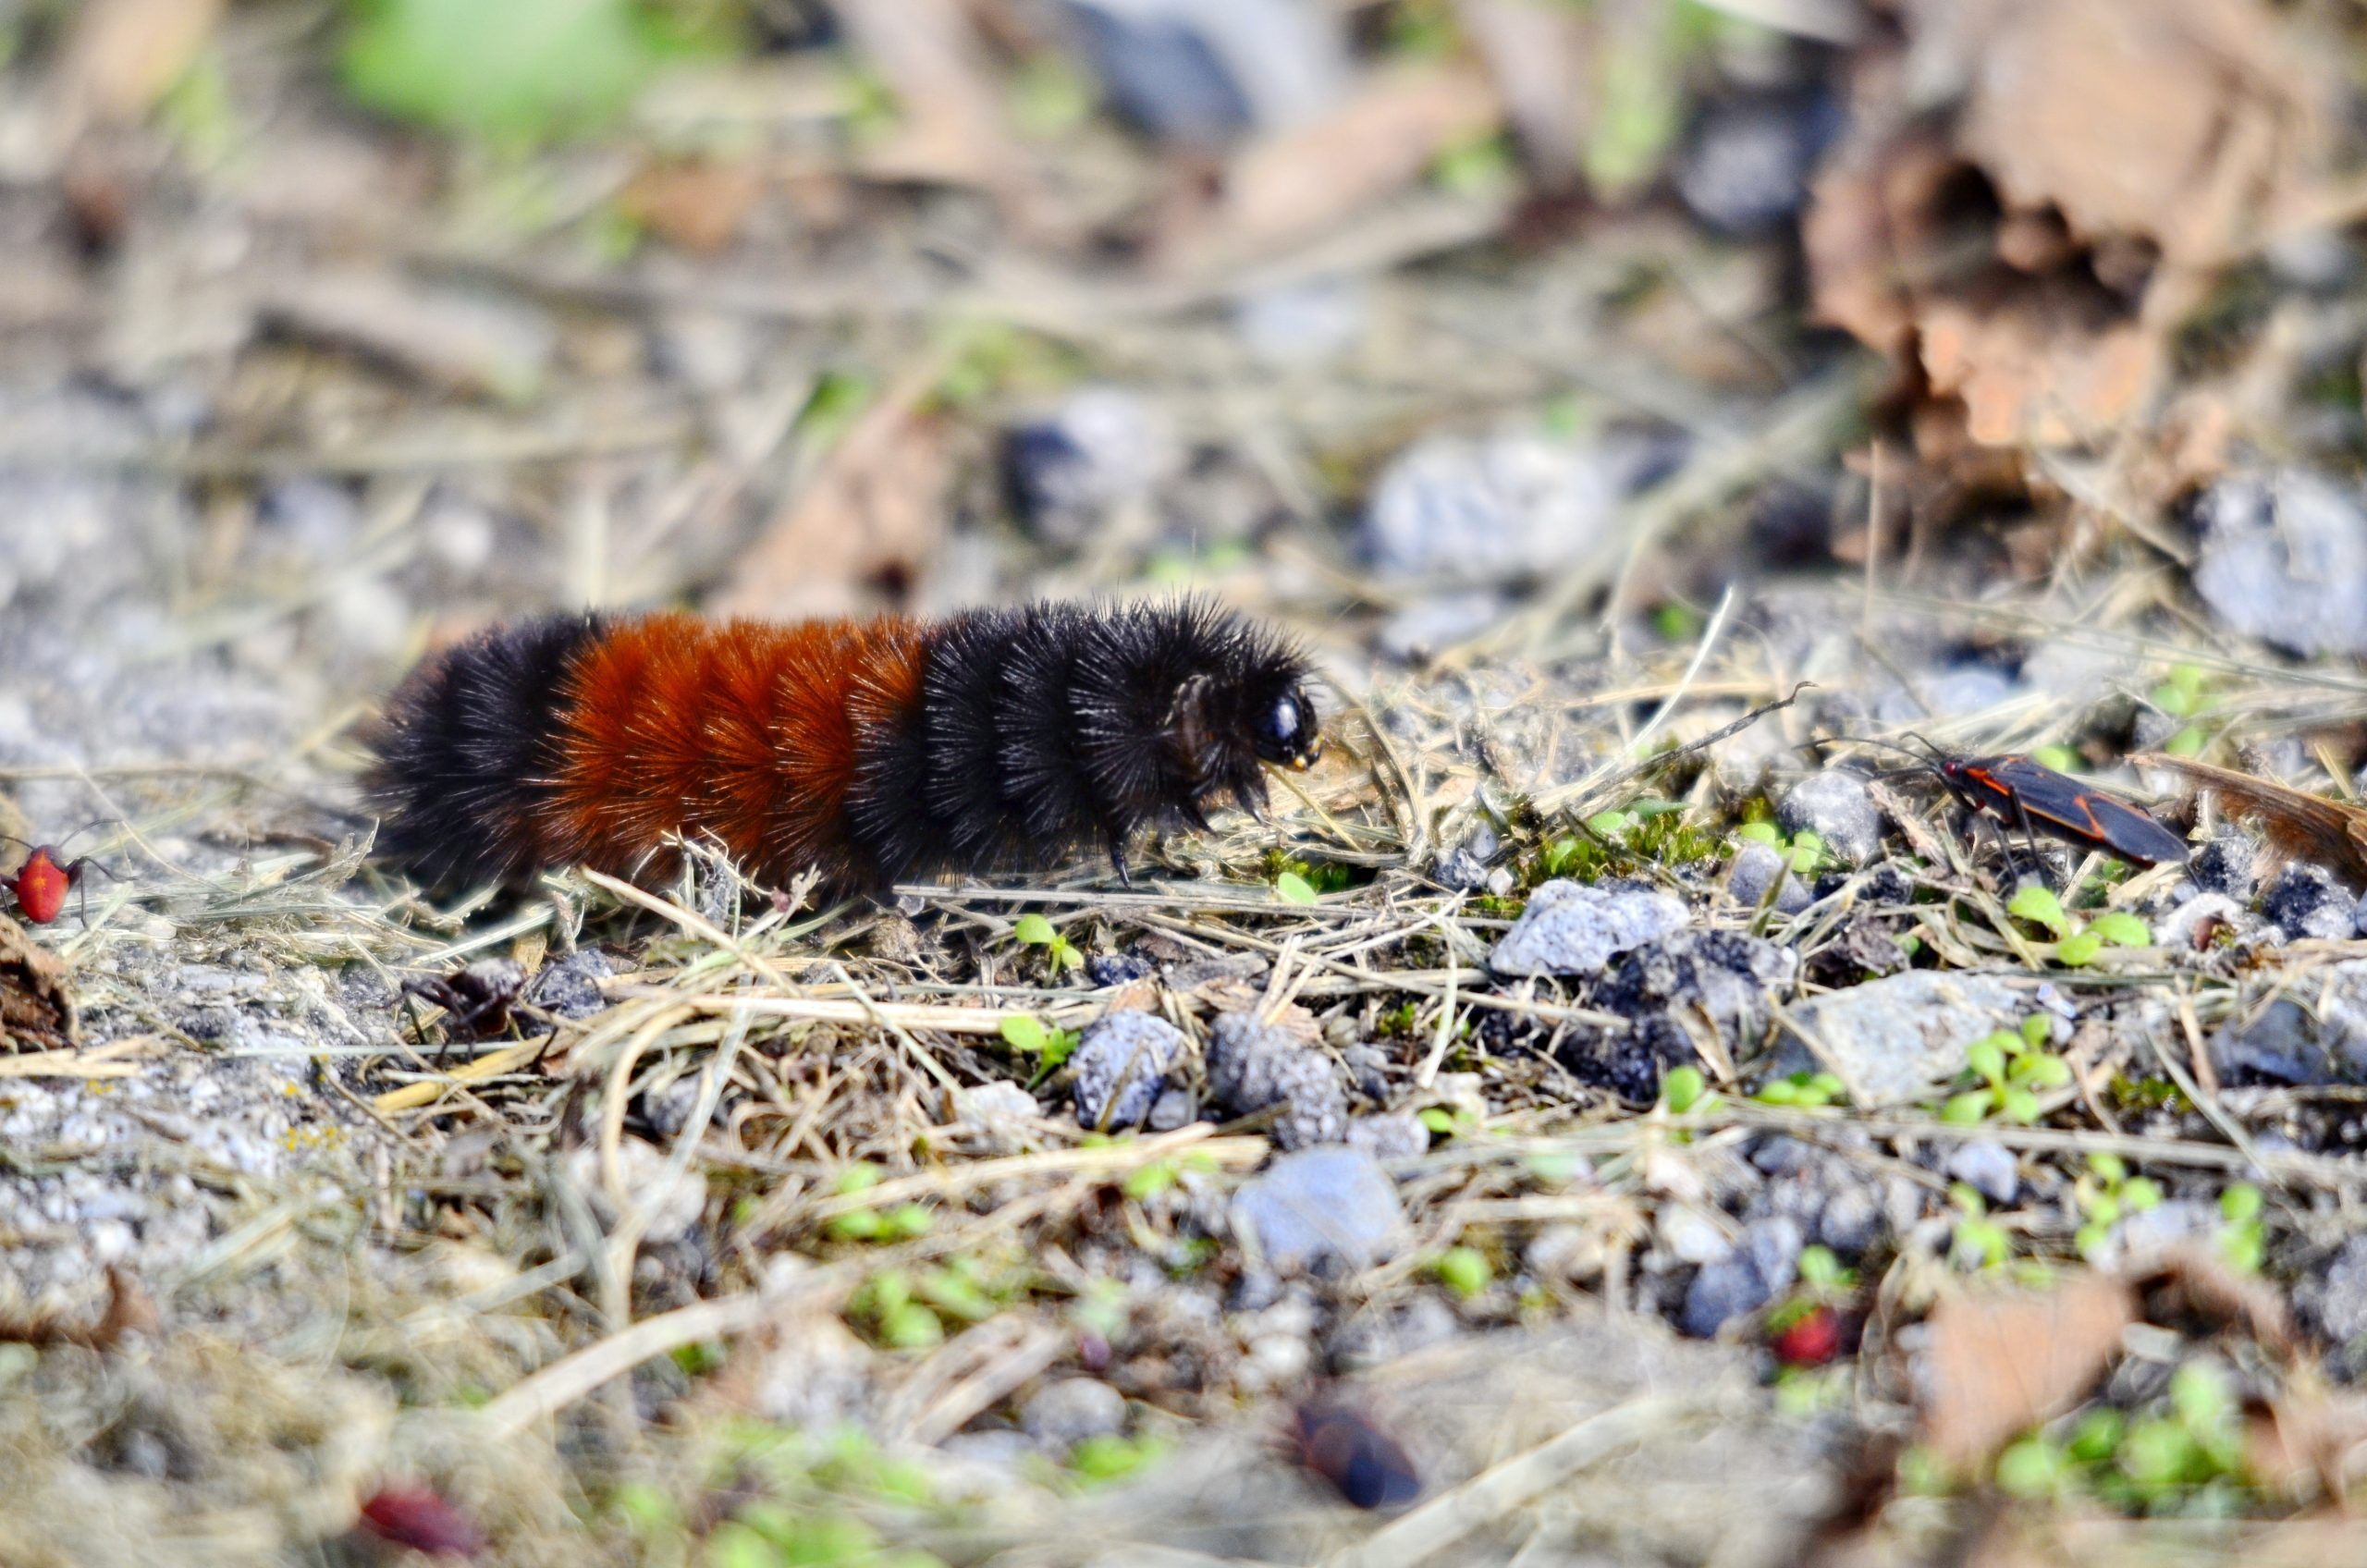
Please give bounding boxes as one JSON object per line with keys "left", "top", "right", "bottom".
{"left": 620, "top": 157, "right": 766, "bottom": 255}
{"left": 1161, "top": 63, "right": 1502, "bottom": 276}
{"left": 2247, "top": 1376, "right": 2367, "bottom": 1503}
{"left": 1951, "top": 0, "right": 2318, "bottom": 274}
{"left": 0, "top": 913, "right": 78, "bottom": 1053}
{"left": 1921, "top": 1272, "right": 2136, "bottom": 1471}
{"left": 1808, "top": 0, "right": 2332, "bottom": 467}
{"left": 2132, "top": 1242, "right": 2295, "bottom": 1357}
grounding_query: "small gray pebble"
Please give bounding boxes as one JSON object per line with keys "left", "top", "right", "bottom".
{"left": 1434, "top": 821, "right": 1501, "bottom": 891}
{"left": 1726, "top": 841, "right": 1810, "bottom": 913}
{"left": 1087, "top": 950, "right": 1157, "bottom": 986}
{"left": 1207, "top": 1013, "right": 1349, "bottom": 1149}
{"left": 1815, "top": 1182, "right": 1884, "bottom": 1257}
{"left": 1340, "top": 1043, "right": 1391, "bottom": 1103}
{"left": 1346, "top": 1112, "right": 1429, "bottom": 1161}
{"left": 528, "top": 948, "right": 616, "bottom": 1020}
{"left": 1147, "top": 1085, "right": 1198, "bottom": 1132}
{"left": 1363, "top": 433, "right": 1621, "bottom": 583}
{"left": 1681, "top": 1216, "right": 1802, "bottom": 1339}
{"left": 2298, "top": 1235, "right": 2367, "bottom": 1348}
{"left": 1233, "top": 1146, "right": 1408, "bottom": 1275}
{"left": 1489, "top": 879, "right": 1689, "bottom": 978}
{"left": 2192, "top": 468, "right": 2367, "bottom": 659}
{"left": 1674, "top": 91, "right": 1840, "bottom": 237}
{"left": 1020, "top": 1378, "right": 1127, "bottom": 1450}
{"left": 1946, "top": 1140, "right": 2019, "bottom": 1206}
{"left": 1778, "top": 770, "right": 1882, "bottom": 865}
{"left": 1072, "top": 1011, "right": 1187, "bottom": 1129}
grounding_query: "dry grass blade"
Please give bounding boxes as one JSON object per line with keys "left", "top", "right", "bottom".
{"left": 1326, "top": 1392, "right": 1710, "bottom": 1568}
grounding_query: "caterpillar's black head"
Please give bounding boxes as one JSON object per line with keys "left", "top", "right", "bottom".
{"left": 1073, "top": 600, "right": 1323, "bottom": 843}
{"left": 1149, "top": 607, "right": 1320, "bottom": 824}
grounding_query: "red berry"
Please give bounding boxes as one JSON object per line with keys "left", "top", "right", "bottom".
{"left": 1771, "top": 1305, "right": 1843, "bottom": 1367}
{"left": 358, "top": 1486, "right": 485, "bottom": 1558}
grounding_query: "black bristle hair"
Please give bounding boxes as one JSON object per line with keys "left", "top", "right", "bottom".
{"left": 360, "top": 613, "right": 604, "bottom": 888}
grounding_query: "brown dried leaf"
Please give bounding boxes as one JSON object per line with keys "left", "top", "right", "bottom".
{"left": 2247, "top": 1377, "right": 2367, "bottom": 1502}
{"left": 1165, "top": 63, "right": 1502, "bottom": 275}
{"left": 1952, "top": 0, "right": 2317, "bottom": 273}
{"left": 1809, "top": 0, "right": 2329, "bottom": 466}
{"left": 1802, "top": 132, "right": 1963, "bottom": 354}
{"left": 1921, "top": 1273, "right": 2136, "bottom": 1470}
{"left": 61, "top": 0, "right": 227, "bottom": 122}
{"left": 620, "top": 157, "right": 766, "bottom": 255}
{"left": 712, "top": 373, "right": 950, "bottom": 621}
{"left": 2134, "top": 1242, "right": 2295, "bottom": 1356}
{"left": 1918, "top": 291, "right": 2159, "bottom": 449}
{"left": 2136, "top": 753, "right": 2367, "bottom": 887}
{"left": 0, "top": 913, "right": 78, "bottom": 1053}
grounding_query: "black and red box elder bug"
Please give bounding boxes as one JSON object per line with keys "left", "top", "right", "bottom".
{"left": 1850, "top": 737, "right": 2189, "bottom": 868}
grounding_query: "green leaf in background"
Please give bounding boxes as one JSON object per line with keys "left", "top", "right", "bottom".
{"left": 2085, "top": 912, "right": 2152, "bottom": 948}
{"left": 1660, "top": 1065, "right": 1705, "bottom": 1114}
{"left": 2055, "top": 931, "right": 2103, "bottom": 968}
{"left": 342, "top": 0, "right": 660, "bottom": 144}
{"left": 2007, "top": 885, "right": 2070, "bottom": 937}
{"left": 1275, "top": 871, "right": 1318, "bottom": 905}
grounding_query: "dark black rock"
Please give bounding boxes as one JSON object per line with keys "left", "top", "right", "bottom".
{"left": 1594, "top": 929, "right": 1795, "bottom": 1029}
{"left": 1802, "top": 920, "right": 1909, "bottom": 987}
{"left": 2263, "top": 865, "right": 2353, "bottom": 941}
{"left": 526, "top": 948, "right": 616, "bottom": 1020}
{"left": 2188, "top": 837, "right": 2255, "bottom": 900}
{"left": 1087, "top": 950, "right": 1158, "bottom": 986}
{"left": 1208, "top": 1013, "right": 1348, "bottom": 1149}
{"left": 1559, "top": 930, "right": 1796, "bottom": 1102}
{"left": 1860, "top": 863, "right": 1918, "bottom": 905}
{"left": 1674, "top": 90, "right": 1845, "bottom": 238}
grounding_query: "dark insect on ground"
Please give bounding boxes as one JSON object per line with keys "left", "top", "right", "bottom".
{"left": 1284, "top": 1397, "right": 1423, "bottom": 1512}
{"left": 1839, "top": 738, "right": 2190, "bottom": 870}
{"left": 399, "top": 956, "right": 533, "bottom": 1042}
